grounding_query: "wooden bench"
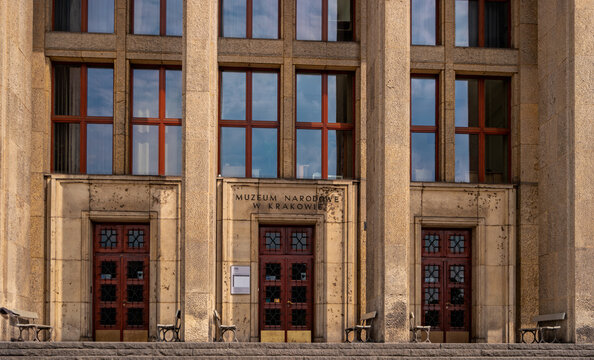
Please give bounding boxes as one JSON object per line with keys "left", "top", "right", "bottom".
{"left": 157, "top": 309, "right": 182, "bottom": 342}
{"left": 519, "top": 312, "right": 566, "bottom": 343}
{"left": 345, "top": 311, "right": 376, "bottom": 343}
{"left": 409, "top": 312, "right": 431, "bottom": 342}
{"left": 213, "top": 310, "right": 238, "bottom": 342}
{"left": 0, "top": 307, "right": 53, "bottom": 342}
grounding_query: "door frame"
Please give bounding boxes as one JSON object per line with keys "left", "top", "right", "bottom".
{"left": 258, "top": 226, "right": 315, "bottom": 342}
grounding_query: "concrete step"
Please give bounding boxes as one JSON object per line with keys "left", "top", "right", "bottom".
{"left": 0, "top": 342, "right": 592, "bottom": 359}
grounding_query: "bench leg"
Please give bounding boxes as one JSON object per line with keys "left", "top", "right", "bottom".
{"left": 344, "top": 329, "right": 352, "bottom": 343}
{"left": 423, "top": 329, "right": 431, "bottom": 343}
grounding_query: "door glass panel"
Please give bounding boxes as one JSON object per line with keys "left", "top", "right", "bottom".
{"left": 265, "top": 286, "right": 281, "bottom": 303}
{"left": 449, "top": 265, "right": 465, "bottom": 283}
{"left": 291, "top": 232, "right": 308, "bottom": 251}
{"left": 449, "top": 234, "right": 465, "bottom": 254}
{"left": 127, "top": 229, "right": 145, "bottom": 249}
{"left": 101, "top": 285, "right": 117, "bottom": 301}
{"left": 265, "top": 263, "right": 281, "bottom": 281}
{"left": 100, "top": 308, "right": 116, "bottom": 325}
{"left": 451, "top": 288, "right": 465, "bottom": 305}
{"left": 424, "top": 310, "right": 440, "bottom": 327}
{"left": 127, "top": 285, "right": 144, "bottom": 302}
{"left": 265, "top": 309, "right": 281, "bottom": 326}
{"left": 450, "top": 310, "right": 465, "bottom": 328}
{"left": 423, "top": 233, "right": 440, "bottom": 253}
{"left": 424, "top": 288, "right": 439, "bottom": 305}
{"left": 100, "top": 229, "right": 117, "bottom": 248}
{"left": 100, "top": 261, "right": 117, "bottom": 279}
{"left": 291, "top": 286, "right": 307, "bottom": 303}
{"left": 127, "top": 308, "right": 144, "bottom": 327}
{"left": 291, "top": 309, "right": 307, "bottom": 327}
{"left": 424, "top": 265, "right": 440, "bottom": 283}
{"left": 127, "top": 261, "right": 145, "bottom": 280}
{"left": 292, "top": 263, "right": 307, "bottom": 281}
{"left": 265, "top": 232, "right": 281, "bottom": 251}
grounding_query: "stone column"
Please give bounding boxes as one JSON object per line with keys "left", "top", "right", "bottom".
{"left": 537, "top": 0, "right": 594, "bottom": 343}
{"left": 365, "top": 0, "right": 410, "bottom": 342}
{"left": 182, "top": 0, "right": 218, "bottom": 341}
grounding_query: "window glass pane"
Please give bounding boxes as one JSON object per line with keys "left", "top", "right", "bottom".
{"left": 88, "top": 0, "right": 114, "bottom": 33}
{"left": 328, "top": 130, "right": 353, "bottom": 179}
{"left": 53, "top": 123, "right": 80, "bottom": 173}
{"left": 221, "top": 127, "right": 246, "bottom": 177}
{"left": 133, "top": 69, "right": 159, "bottom": 118}
{"left": 252, "top": 128, "right": 277, "bottom": 178}
{"left": 328, "top": 74, "right": 353, "bottom": 124}
{"left": 455, "top": 79, "right": 478, "bottom": 127}
{"left": 134, "top": 0, "right": 160, "bottom": 35}
{"left": 296, "top": 129, "right": 321, "bottom": 179}
{"left": 165, "top": 125, "right": 182, "bottom": 175}
{"left": 54, "top": 0, "right": 81, "bottom": 31}
{"left": 221, "top": 72, "right": 246, "bottom": 120}
{"left": 485, "top": 79, "right": 508, "bottom": 128}
{"left": 328, "top": 0, "right": 353, "bottom": 41}
{"left": 252, "top": 73, "right": 277, "bottom": 121}
{"left": 485, "top": 135, "right": 508, "bottom": 183}
{"left": 296, "top": 0, "right": 322, "bottom": 41}
{"left": 253, "top": 0, "right": 278, "bottom": 39}
{"left": 222, "top": 0, "right": 246, "bottom": 38}
{"left": 86, "top": 123, "right": 112, "bottom": 174}
{"left": 411, "top": 77, "right": 436, "bottom": 126}
{"left": 87, "top": 68, "right": 113, "bottom": 117}
{"left": 412, "top": 0, "right": 436, "bottom": 45}
{"left": 166, "top": 0, "right": 183, "bottom": 36}
{"left": 455, "top": 0, "right": 478, "bottom": 46}
{"left": 296, "top": 74, "right": 322, "bottom": 122}
{"left": 455, "top": 133, "right": 479, "bottom": 182}
{"left": 485, "top": 1, "right": 509, "bottom": 48}
{"left": 54, "top": 64, "right": 81, "bottom": 116}
{"left": 165, "top": 70, "right": 182, "bottom": 119}
{"left": 411, "top": 132, "right": 436, "bottom": 181}
{"left": 132, "top": 125, "right": 159, "bottom": 175}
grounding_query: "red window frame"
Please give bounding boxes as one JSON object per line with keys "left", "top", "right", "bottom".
{"left": 51, "top": 63, "right": 114, "bottom": 174}
{"left": 295, "top": 71, "right": 356, "bottom": 180}
{"left": 218, "top": 68, "right": 280, "bottom": 178}
{"left": 130, "top": 65, "right": 182, "bottom": 175}
{"left": 295, "top": 0, "right": 356, "bottom": 42}
{"left": 410, "top": 0, "right": 440, "bottom": 46}
{"left": 457, "top": 0, "right": 511, "bottom": 48}
{"left": 52, "top": 0, "right": 114, "bottom": 32}
{"left": 219, "top": 0, "right": 281, "bottom": 39}
{"left": 410, "top": 74, "right": 439, "bottom": 182}
{"left": 130, "top": 0, "right": 181, "bottom": 36}
{"left": 455, "top": 76, "right": 511, "bottom": 183}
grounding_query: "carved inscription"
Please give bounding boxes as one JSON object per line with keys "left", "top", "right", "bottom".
{"left": 234, "top": 193, "right": 340, "bottom": 211}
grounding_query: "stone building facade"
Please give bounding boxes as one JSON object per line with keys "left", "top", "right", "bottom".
{"left": 0, "top": 0, "right": 592, "bottom": 344}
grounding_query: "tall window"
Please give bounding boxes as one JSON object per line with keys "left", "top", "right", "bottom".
{"left": 219, "top": 69, "right": 279, "bottom": 178}
{"left": 455, "top": 78, "right": 509, "bottom": 183}
{"left": 132, "top": 0, "right": 183, "bottom": 36}
{"left": 296, "top": 72, "right": 354, "bottom": 179}
{"left": 52, "top": 64, "right": 113, "bottom": 174}
{"left": 455, "top": 0, "right": 510, "bottom": 48}
{"left": 221, "top": 0, "right": 279, "bottom": 39}
{"left": 296, "top": 0, "right": 353, "bottom": 41}
{"left": 54, "top": 0, "right": 115, "bottom": 33}
{"left": 131, "top": 67, "right": 182, "bottom": 176}
{"left": 411, "top": 0, "right": 438, "bottom": 46}
{"left": 411, "top": 76, "right": 438, "bottom": 182}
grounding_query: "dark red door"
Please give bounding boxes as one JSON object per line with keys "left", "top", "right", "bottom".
{"left": 421, "top": 229, "right": 471, "bottom": 343}
{"left": 93, "top": 224, "right": 150, "bottom": 341}
{"left": 259, "top": 227, "right": 314, "bottom": 342}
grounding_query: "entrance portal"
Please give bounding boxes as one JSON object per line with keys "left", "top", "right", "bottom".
{"left": 259, "top": 226, "right": 314, "bottom": 342}
{"left": 93, "top": 224, "right": 150, "bottom": 341}
{"left": 421, "top": 229, "right": 471, "bottom": 343}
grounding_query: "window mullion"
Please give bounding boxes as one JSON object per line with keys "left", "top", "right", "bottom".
{"left": 247, "top": 0, "right": 253, "bottom": 38}
{"left": 478, "top": 0, "right": 485, "bottom": 47}
{"left": 82, "top": 0, "right": 88, "bottom": 32}
{"left": 160, "top": 0, "right": 167, "bottom": 36}
{"left": 322, "top": 0, "right": 328, "bottom": 42}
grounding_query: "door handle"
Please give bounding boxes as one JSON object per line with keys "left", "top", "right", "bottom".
{"left": 287, "top": 300, "right": 293, "bottom": 305}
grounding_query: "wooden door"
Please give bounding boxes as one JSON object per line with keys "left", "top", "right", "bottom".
{"left": 421, "top": 229, "right": 471, "bottom": 343}
{"left": 259, "top": 227, "right": 314, "bottom": 342}
{"left": 93, "top": 224, "right": 150, "bottom": 341}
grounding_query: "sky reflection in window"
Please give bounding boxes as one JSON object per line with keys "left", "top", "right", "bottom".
{"left": 221, "top": 127, "right": 246, "bottom": 177}
{"left": 296, "top": 74, "right": 322, "bottom": 122}
{"left": 134, "top": 0, "right": 160, "bottom": 35}
{"left": 296, "top": 129, "right": 321, "bottom": 179}
{"left": 133, "top": 69, "right": 159, "bottom": 118}
{"left": 253, "top": 0, "right": 278, "bottom": 39}
{"left": 252, "top": 128, "right": 277, "bottom": 178}
{"left": 412, "top": 0, "right": 436, "bottom": 45}
{"left": 222, "top": 72, "right": 246, "bottom": 120}
{"left": 87, "top": 68, "right": 113, "bottom": 117}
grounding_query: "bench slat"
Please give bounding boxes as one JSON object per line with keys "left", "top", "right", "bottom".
{"left": 360, "top": 311, "right": 377, "bottom": 321}
{"left": 534, "top": 313, "right": 565, "bottom": 322}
